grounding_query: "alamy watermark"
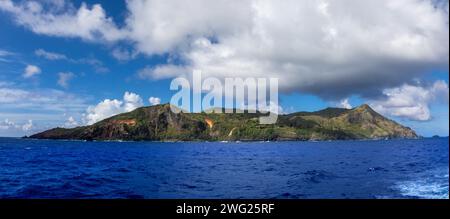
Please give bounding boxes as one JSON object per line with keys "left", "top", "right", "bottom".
{"left": 169, "top": 70, "right": 279, "bottom": 124}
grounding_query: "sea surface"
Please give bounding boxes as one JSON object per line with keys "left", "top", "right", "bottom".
{"left": 0, "top": 137, "right": 448, "bottom": 199}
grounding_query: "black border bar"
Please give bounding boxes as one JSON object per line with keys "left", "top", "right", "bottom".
{"left": 0, "top": 199, "right": 448, "bottom": 217}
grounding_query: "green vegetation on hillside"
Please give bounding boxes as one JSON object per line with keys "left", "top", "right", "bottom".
{"left": 30, "top": 103, "right": 418, "bottom": 141}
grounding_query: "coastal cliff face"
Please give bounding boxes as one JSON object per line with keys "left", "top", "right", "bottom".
{"left": 30, "top": 104, "right": 418, "bottom": 141}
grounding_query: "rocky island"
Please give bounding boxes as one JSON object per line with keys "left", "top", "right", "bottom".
{"left": 29, "top": 104, "right": 418, "bottom": 141}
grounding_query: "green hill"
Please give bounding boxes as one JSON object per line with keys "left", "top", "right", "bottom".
{"left": 29, "top": 103, "right": 418, "bottom": 141}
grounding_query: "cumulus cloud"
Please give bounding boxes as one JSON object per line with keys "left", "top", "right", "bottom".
{"left": 84, "top": 92, "right": 144, "bottom": 125}
{"left": 148, "top": 97, "right": 161, "bottom": 105}
{"left": 123, "top": 91, "right": 144, "bottom": 112}
{"left": 64, "top": 116, "right": 78, "bottom": 128}
{"left": 22, "top": 119, "right": 33, "bottom": 131}
{"left": 0, "top": 118, "right": 35, "bottom": 134}
{"left": 0, "top": 118, "right": 36, "bottom": 133}
{"left": 84, "top": 99, "right": 123, "bottom": 125}
{"left": 339, "top": 98, "right": 352, "bottom": 109}
{"left": 23, "top": 64, "right": 41, "bottom": 78}
{"left": 130, "top": 0, "right": 448, "bottom": 100}
{"left": 57, "top": 72, "right": 75, "bottom": 88}
{"left": 123, "top": 0, "right": 252, "bottom": 55}
{"left": 2, "top": 0, "right": 449, "bottom": 100}
{"left": 370, "top": 80, "right": 449, "bottom": 121}
{"left": 0, "top": 0, "right": 125, "bottom": 42}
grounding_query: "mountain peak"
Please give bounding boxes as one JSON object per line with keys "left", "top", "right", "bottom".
{"left": 348, "top": 103, "right": 384, "bottom": 121}
{"left": 355, "top": 104, "right": 371, "bottom": 110}
{"left": 352, "top": 104, "right": 379, "bottom": 114}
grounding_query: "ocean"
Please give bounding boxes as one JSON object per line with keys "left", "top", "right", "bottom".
{"left": 0, "top": 137, "right": 448, "bottom": 199}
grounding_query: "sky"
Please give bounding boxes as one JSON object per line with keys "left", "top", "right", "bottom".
{"left": 0, "top": 0, "right": 448, "bottom": 137}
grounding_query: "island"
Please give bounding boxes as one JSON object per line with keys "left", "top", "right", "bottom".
{"left": 29, "top": 103, "right": 418, "bottom": 141}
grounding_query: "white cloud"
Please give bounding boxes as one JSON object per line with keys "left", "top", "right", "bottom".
{"left": 0, "top": 87, "right": 28, "bottom": 103}
{"left": 0, "top": 49, "right": 18, "bottom": 62}
{"left": 0, "top": 119, "right": 18, "bottom": 130}
{"left": 23, "top": 64, "right": 41, "bottom": 78}
{"left": 64, "top": 116, "right": 78, "bottom": 128}
{"left": 35, "top": 49, "right": 68, "bottom": 60}
{"left": 0, "top": 83, "right": 88, "bottom": 113}
{"left": 78, "top": 57, "right": 109, "bottom": 73}
{"left": 123, "top": 91, "right": 144, "bottom": 112}
{"left": 0, "top": 118, "right": 36, "bottom": 135}
{"left": 0, "top": 49, "right": 14, "bottom": 57}
{"left": 0, "top": 118, "right": 35, "bottom": 133}
{"left": 123, "top": 0, "right": 252, "bottom": 55}
{"left": 128, "top": 0, "right": 448, "bottom": 100}
{"left": 339, "top": 98, "right": 352, "bottom": 109}
{"left": 84, "top": 99, "right": 123, "bottom": 125}
{"left": 84, "top": 92, "right": 144, "bottom": 125}
{"left": 149, "top": 97, "right": 161, "bottom": 105}
{"left": 57, "top": 72, "right": 75, "bottom": 88}
{"left": 0, "top": 81, "right": 89, "bottom": 136}
{"left": 0, "top": 49, "right": 15, "bottom": 62}
{"left": 0, "top": 0, "right": 125, "bottom": 42}
{"left": 138, "top": 65, "right": 189, "bottom": 80}
{"left": 22, "top": 119, "right": 33, "bottom": 131}
{"left": 1, "top": 0, "right": 448, "bottom": 100}
{"left": 370, "top": 80, "right": 449, "bottom": 121}
{"left": 111, "top": 48, "right": 137, "bottom": 61}
{"left": 34, "top": 48, "right": 109, "bottom": 73}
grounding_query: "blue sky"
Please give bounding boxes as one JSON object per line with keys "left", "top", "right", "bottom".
{"left": 0, "top": 0, "right": 448, "bottom": 137}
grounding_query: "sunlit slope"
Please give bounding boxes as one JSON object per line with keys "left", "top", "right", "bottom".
{"left": 30, "top": 104, "right": 418, "bottom": 141}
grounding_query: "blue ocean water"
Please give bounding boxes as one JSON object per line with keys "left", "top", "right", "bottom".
{"left": 0, "top": 137, "right": 448, "bottom": 199}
